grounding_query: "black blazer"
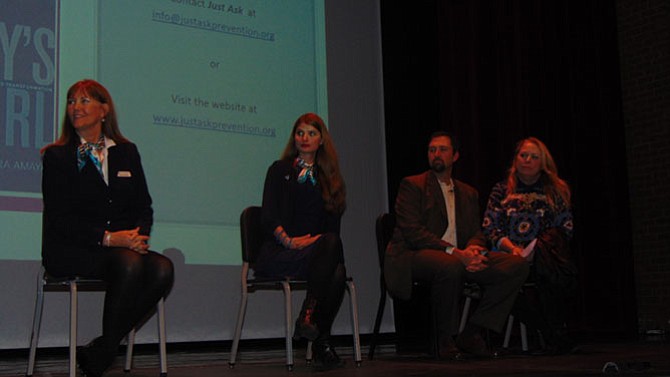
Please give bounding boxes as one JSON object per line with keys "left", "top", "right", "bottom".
{"left": 41, "top": 140, "right": 152, "bottom": 276}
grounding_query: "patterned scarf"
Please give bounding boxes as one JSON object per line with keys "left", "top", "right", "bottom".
{"left": 77, "top": 135, "right": 105, "bottom": 174}
{"left": 296, "top": 157, "right": 317, "bottom": 185}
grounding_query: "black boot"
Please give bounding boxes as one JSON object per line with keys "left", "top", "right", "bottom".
{"left": 312, "top": 335, "right": 345, "bottom": 371}
{"left": 293, "top": 296, "right": 319, "bottom": 341}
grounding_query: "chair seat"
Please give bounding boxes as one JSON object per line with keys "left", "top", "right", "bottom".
{"left": 228, "top": 206, "right": 362, "bottom": 371}
{"left": 26, "top": 266, "right": 168, "bottom": 377}
{"left": 249, "top": 276, "right": 308, "bottom": 285}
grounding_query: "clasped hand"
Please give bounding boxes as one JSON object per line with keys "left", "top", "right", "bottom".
{"left": 457, "top": 245, "right": 489, "bottom": 272}
{"left": 289, "top": 234, "right": 321, "bottom": 250}
{"left": 107, "top": 227, "right": 150, "bottom": 254}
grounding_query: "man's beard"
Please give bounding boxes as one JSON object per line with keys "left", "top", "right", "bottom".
{"left": 430, "top": 159, "right": 446, "bottom": 173}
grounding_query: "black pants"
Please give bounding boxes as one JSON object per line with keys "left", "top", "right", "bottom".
{"left": 306, "top": 233, "right": 346, "bottom": 338}
{"left": 87, "top": 248, "right": 174, "bottom": 350}
{"left": 511, "top": 264, "right": 576, "bottom": 341}
{"left": 411, "top": 250, "right": 529, "bottom": 338}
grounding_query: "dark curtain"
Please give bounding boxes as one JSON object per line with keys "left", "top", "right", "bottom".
{"left": 381, "top": 0, "right": 636, "bottom": 339}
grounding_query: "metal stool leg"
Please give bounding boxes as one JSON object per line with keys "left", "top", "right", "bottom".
{"left": 229, "top": 269, "right": 249, "bottom": 368}
{"left": 123, "top": 298, "right": 168, "bottom": 375}
{"left": 368, "top": 284, "right": 386, "bottom": 360}
{"left": 68, "top": 282, "right": 79, "bottom": 377}
{"left": 157, "top": 298, "right": 168, "bottom": 376}
{"left": 306, "top": 341, "right": 313, "bottom": 364}
{"left": 26, "top": 273, "right": 45, "bottom": 377}
{"left": 124, "top": 329, "right": 136, "bottom": 372}
{"left": 502, "top": 315, "right": 529, "bottom": 352}
{"left": 282, "top": 281, "right": 294, "bottom": 371}
{"left": 459, "top": 297, "right": 472, "bottom": 333}
{"left": 520, "top": 322, "right": 529, "bottom": 352}
{"left": 503, "top": 315, "right": 514, "bottom": 349}
{"left": 346, "top": 280, "right": 362, "bottom": 366}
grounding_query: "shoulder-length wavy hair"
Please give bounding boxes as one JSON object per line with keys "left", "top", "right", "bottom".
{"left": 280, "top": 113, "right": 346, "bottom": 214}
{"left": 41, "top": 79, "right": 128, "bottom": 153}
{"left": 506, "top": 137, "right": 571, "bottom": 208}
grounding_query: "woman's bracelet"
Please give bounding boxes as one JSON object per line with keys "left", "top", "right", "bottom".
{"left": 274, "top": 227, "right": 292, "bottom": 248}
{"left": 104, "top": 231, "right": 112, "bottom": 247}
{"left": 282, "top": 234, "right": 293, "bottom": 248}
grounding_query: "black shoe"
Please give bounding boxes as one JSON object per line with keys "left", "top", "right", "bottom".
{"left": 491, "top": 347, "right": 512, "bottom": 358}
{"left": 76, "top": 337, "right": 114, "bottom": 377}
{"left": 543, "top": 330, "right": 578, "bottom": 355}
{"left": 293, "top": 297, "right": 319, "bottom": 341}
{"left": 77, "top": 347, "right": 101, "bottom": 377}
{"left": 312, "top": 342, "right": 345, "bottom": 371}
{"left": 455, "top": 331, "right": 491, "bottom": 358}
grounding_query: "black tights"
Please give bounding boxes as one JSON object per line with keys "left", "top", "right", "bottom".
{"left": 306, "top": 233, "right": 346, "bottom": 338}
{"left": 92, "top": 249, "right": 174, "bottom": 351}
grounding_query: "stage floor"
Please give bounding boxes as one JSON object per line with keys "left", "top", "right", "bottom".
{"left": 4, "top": 338, "right": 669, "bottom": 377}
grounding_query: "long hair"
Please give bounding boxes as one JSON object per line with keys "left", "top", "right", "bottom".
{"left": 41, "top": 79, "right": 128, "bottom": 153}
{"left": 280, "top": 113, "right": 346, "bottom": 214}
{"left": 506, "top": 137, "right": 571, "bottom": 208}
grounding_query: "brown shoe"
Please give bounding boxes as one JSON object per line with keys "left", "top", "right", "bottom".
{"left": 438, "top": 336, "right": 462, "bottom": 360}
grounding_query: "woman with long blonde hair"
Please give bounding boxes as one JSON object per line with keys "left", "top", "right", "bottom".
{"left": 483, "top": 137, "right": 576, "bottom": 355}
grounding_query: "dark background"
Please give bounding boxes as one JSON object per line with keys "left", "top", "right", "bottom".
{"left": 379, "top": 0, "right": 662, "bottom": 340}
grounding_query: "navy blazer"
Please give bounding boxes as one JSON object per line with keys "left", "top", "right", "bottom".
{"left": 41, "top": 140, "right": 152, "bottom": 275}
{"left": 260, "top": 159, "right": 341, "bottom": 240}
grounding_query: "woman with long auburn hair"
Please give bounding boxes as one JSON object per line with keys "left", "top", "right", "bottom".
{"left": 41, "top": 79, "right": 174, "bottom": 377}
{"left": 256, "top": 113, "right": 347, "bottom": 370}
